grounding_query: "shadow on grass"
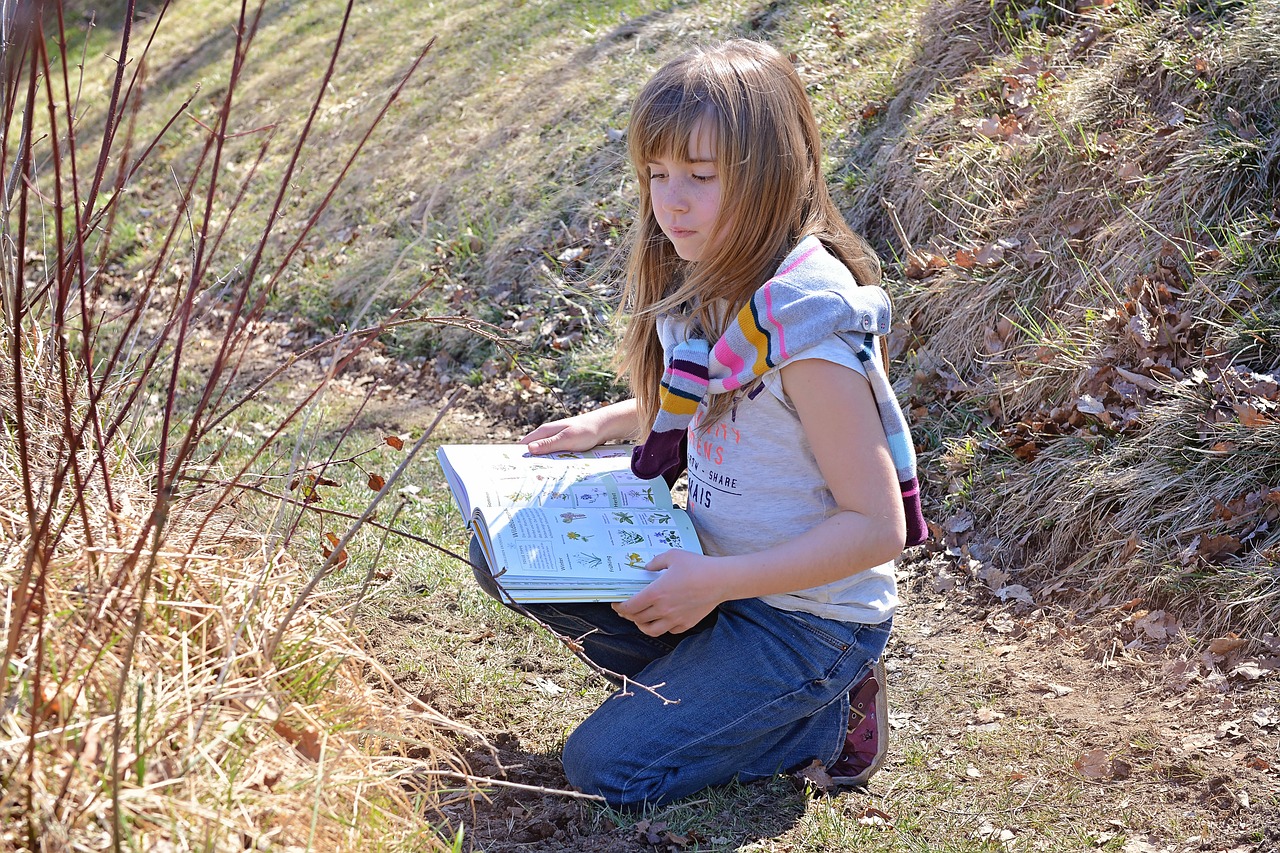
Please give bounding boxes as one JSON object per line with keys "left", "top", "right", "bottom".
{"left": 438, "top": 737, "right": 812, "bottom": 852}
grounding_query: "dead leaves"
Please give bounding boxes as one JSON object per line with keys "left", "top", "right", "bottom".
{"left": 795, "top": 758, "right": 835, "bottom": 792}
{"left": 632, "top": 819, "right": 702, "bottom": 850}
{"left": 1073, "top": 747, "right": 1132, "bottom": 781}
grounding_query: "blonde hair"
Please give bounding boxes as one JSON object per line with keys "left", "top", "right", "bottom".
{"left": 617, "top": 39, "right": 882, "bottom": 433}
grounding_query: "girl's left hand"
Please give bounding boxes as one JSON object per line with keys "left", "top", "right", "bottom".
{"left": 613, "top": 550, "right": 728, "bottom": 636}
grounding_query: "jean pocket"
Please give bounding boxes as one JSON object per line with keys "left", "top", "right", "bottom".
{"left": 771, "top": 610, "right": 863, "bottom": 685}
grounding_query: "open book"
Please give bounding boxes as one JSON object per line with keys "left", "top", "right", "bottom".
{"left": 436, "top": 444, "right": 701, "bottom": 603}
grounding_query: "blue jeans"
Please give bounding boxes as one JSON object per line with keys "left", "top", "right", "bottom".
{"left": 468, "top": 538, "right": 891, "bottom": 809}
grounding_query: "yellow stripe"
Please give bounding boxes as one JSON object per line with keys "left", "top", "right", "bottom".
{"left": 739, "top": 316, "right": 771, "bottom": 376}
{"left": 660, "top": 391, "right": 700, "bottom": 416}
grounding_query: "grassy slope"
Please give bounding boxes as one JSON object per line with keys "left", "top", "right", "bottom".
{"left": 46, "top": 0, "right": 1275, "bottom": 849}
{"left": 114, "top": 0, "right": 1279, "bottom": 636}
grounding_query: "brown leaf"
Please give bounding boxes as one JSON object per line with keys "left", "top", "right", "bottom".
{"left": 795, "top": 758, "right": 835, "bottom": 792}
{"left": 1235, "top": 404, "right": 1273, "bottom": 427}
{"left": 1021, "top": 236, "right": 1050, "bottom": 267}
{"left": 975, "top": 116, "right": 1004, "bottom": 139}
{"left": 856, "top": 806, "right": 895, "bottom": 828}
{"left": 384, "top": 435, "right": 405, "bottom": 450}
{"left": 1197, "top": 534, "right": 1243, "bottom": 561}
{"left": 954, "top": 247, "right": 978, "bottom": 269}
{"left": 1063, "top": 219, "right": 1089, "bottom": 239}
{"left": 274, "top": 720, "right": 322, "bottom": 761}
{"left": 904, "top": 250, "right": 949, "bottom": 280}
{"left": 1134, "top": 609, "right": 1179, "bottom": 642}
{"left": 322, "top": 532, "right": 350, "bottom": 570}
{"left": 661, "top": 830, "right": 692, "bottom": 848}
{"left": 1076, "top": 394, "right": 1106, "bottom": 415}
{"left": 1231, "top": 657, "right": 1278, "bottom": 680}
{"left": 367, "top": 473, "right": 386, "bottom": 492}
{"left": 1116, "top": 160, "right": 1143, "bottom": 183}
{"left": 1073, "top": 747, "right": 1112, "bottom": 780}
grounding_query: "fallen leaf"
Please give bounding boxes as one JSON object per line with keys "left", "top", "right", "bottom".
{"left": 856, "top": 807, "right": 895, "bottom": 828}
{"left": 531, "top": 676, "right": 565, "bottom": 695}
{"left": 322, "top": 532, "right": 349, "bottom": 570}
{"left": 975, "top": 116, "right": 1004, "bottom": 139}
{"left": 795, "top": 758, "right": 835, "bottom": 792}
{"left": 995, "top": 584, "right": 1034, "bottom": 605}
{"left": 1116, "top": 160, "right": 1143, "bottom": 183}
{"left": 1208, "top": 634, "right": 1246, "bottom": 656}
{"left": 1074, "top": 747, "right": 1111, "bottom": 779}
{"left": 1231, "top": 657, "right": 1278, "bottom": 680}
{"left": 1134, "top": 609, "right": 1179, "bottom": 642}
{"left": 1076, "top": 394, "right": 1106, "bottom": 415}
{"left": 274, "top": 720, "right": 322, "bottom": 761}
{"left": 1027, "top": 679, "right": 1074, "bottom": 698}
{"left": 1235, "top": 404, "right": 1273, "bottom": 427}
{"left": 905, "top": 250, "right": 949, "bottom": 280}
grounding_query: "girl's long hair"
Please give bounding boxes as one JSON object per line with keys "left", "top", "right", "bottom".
{"left": 618, "top": 39, "right": 883, "bottom": 434}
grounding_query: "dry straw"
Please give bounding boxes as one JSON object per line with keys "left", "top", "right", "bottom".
{"left": 0, "top": 2, "right": 486, "bottom": 849}
{"left": 848, "top": 0, "right": 1279, "bottom": 634}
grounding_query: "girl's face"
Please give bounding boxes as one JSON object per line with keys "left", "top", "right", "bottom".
{"left": 646, "top": 118, "right": 722, "bottom": 263}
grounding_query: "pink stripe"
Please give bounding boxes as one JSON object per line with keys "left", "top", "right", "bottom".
{"left": 900, "top": 485, "right": 918, "bottom": 498}
{"left": 667, "top": 368, "right": 709, "bottom": 385}
{"left": 712, "top": 336, "right": 745, "bottom": 379}
{"left": 759, "top": 244, "right": 819, "bottom": 362}
{"left": 763, "top": 282, "right": 787, "bottom": 361}
{"left": 777, "top": 243, "right": 820, "bottom": 277}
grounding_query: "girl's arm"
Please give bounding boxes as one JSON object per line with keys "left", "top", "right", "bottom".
{"left": 614, "top": 358, "right": 906, "bottom": 636}
{"left": 521, "top": 398, "right": 642, "bottom": 455}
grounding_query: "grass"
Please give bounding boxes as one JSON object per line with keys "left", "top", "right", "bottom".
{"left": 7, "top": 0, "right": 1280, "bottom": 848}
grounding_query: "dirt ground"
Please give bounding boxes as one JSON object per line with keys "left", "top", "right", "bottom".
{"left": 386, "top": 545, "right": 1278, "bottom": 853}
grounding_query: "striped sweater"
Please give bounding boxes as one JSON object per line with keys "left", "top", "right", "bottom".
{"left": 630, "top": 235, "right": 927, "bottom": 547}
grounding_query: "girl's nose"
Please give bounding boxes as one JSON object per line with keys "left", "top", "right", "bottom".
{"left": 662, "top": 183, "right": 688, "bottom": 213}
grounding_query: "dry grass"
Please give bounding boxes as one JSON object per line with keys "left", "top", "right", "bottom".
{"left": 0, "top": 3, "right": 484, "bottom": 849}
{"left": 842, "top": 0, "right": 1280, "bottom": 635}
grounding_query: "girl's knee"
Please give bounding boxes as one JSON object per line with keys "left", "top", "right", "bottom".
{"left": 562, "top": 713, "right": 671, "bottom": 809}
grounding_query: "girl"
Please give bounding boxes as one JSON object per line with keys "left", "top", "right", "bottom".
{"left": 471, "top": 38, "right": 925, "bottom": 809}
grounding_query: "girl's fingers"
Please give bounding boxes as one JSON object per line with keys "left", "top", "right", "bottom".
{"left": 519, "top": 422, "right": 566, "bottom": 445}
{"left": 643, "top": 550, "right": 674, "bottom": 571}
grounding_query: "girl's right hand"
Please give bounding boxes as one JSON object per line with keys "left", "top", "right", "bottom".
{"left": 521, "top": 414, "right": 605, "bottom": 455}
{"left": 520, "top": 398, "right": 642, "bottom": 456}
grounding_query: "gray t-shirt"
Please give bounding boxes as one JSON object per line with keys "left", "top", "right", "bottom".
{"left": 685, "top": 335, "right": 899, "bottom": 625}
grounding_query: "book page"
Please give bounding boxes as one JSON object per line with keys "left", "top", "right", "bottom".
{"left": 475, "top": 505, "right": 700, "bottom": 601}
{"left": 438, "top": 443, "right": 671, "bottom": 520}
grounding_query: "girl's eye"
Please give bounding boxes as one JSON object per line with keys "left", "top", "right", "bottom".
{"left": 649, "top": 172, "right": 667, "bottom": 181}
{"left": 693, "top": 173, "right": 716, "bottom": 182}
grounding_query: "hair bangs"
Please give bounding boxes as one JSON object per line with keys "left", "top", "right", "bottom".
{"left": 629, "top": 79, "right": 717, "bottom": 176}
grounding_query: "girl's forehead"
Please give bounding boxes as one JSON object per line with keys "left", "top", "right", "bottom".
{"left": 640, "top": 111, "right": 718, "bottom": 164}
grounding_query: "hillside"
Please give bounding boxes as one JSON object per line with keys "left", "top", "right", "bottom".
{"left": 88, "top": 0, "right": 1278, "bottom": 635}
{"left": 2, "top": 0, "right": 1277, "bottom": 850}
